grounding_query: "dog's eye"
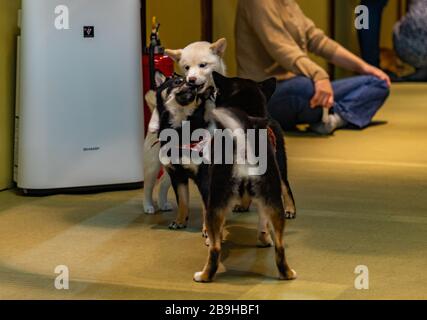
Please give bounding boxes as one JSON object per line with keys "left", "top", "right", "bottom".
{"left": 199, "top": 63, "right": 207, "bottom": 68}
{"left": 184, "top": 66, "right": 190, "bottom": 71}
{"left": 174, "top": 78, "right": 183, "bottom": 85}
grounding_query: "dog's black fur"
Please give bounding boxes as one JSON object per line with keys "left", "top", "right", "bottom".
{"left": 213, "top": 72, "right": 296, "bottom": 219}
{"left": 193, "top": 73, "right": 296, "bottom": 282}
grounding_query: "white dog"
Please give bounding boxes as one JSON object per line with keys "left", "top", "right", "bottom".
{"left": 143, "top": 38, "right": 227, "bottom": 214}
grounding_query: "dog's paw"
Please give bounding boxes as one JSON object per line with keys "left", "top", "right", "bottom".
{"left": 159, "top": 202, "right": 173, "bottom": 212}
{"left": 193, "top": 271, "right": 212, "bottom": 283}
{"left": 168, "top": 221, "right": 187, "bottom": 230}
{"left": 202, "top": 229, "right": 208, "bottom": 238}
{"left": 233, "top": 205, "right": 250, "bottom": 213}
{"left": 144, "top": 204, "right": 156, "bottom": 215}
{"left": 285, "top": 210, "right": 296, "bottom": 220}
{"left": 257, "top": 232, "right": 273, "bottom": 248}
{"left": 204, "top": 237, "right": 211, "bottom": 247}
{"left": 279, "top": 268, "right": 297, "bottom": 281}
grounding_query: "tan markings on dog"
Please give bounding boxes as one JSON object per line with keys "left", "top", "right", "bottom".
{"left": 204, "top": 205, "right": 227, "bottom": 247}
{"left": 176, "top": 184, "right": 190, "bottom": 227}
{"left": 235, "top": 191, "right": 252, "bottom": 212}
{"left": 256, "top": 204, "right": 273, "bottom": 247}
{"left": 202, "top": 205, "right": 208, "bottom": 238}
{"left": 194, "top": 206, "right": 228, "bottom": 282}
{"left": 281, "top": 182, "right": 296, "bottom": 217}
{"left": 164, "top": 96, "right": 198, "bottom": 128}
{"left": 259, "top": 203, "right": 296, "bottom": 280}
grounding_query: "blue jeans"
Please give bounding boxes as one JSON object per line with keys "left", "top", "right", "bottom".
{"left": 268, "top": 75, "right": 390, "bottom": 130}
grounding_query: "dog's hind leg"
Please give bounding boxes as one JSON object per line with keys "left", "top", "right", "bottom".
{"left": 257, "top": 207, "right": 274, "bottom": 248}
{"left": 143, "top": 132, "right": 161, "bottom": 214}
{"left": 282, "top": 181, "right": 296, "bottom": 219}
{"left": 193, "top": 206, "right": 227, "bottom": 283}
{"left": 269, "top": 120, "right": 297, "bottom": 219}
{"left": 263, "top": 204, "right": 297, "bottom": 280}
{"left": 158, "top": 172, "right": 172, "bottom": 212}
{"left": 195, "top": 176, "right": 212, "bottom": 244}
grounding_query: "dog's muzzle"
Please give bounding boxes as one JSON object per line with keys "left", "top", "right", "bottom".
{"left": 175, "top": 84, "right": 198, "bottom": 106}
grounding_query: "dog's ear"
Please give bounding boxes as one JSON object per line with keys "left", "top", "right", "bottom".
{"left": 212, "top": 71, "right": 228, "bottom": 89}
{"left": 165, "top": 49, "right": 182, "bottom": 62}
{"left": 248, "top": 116, "right": 269, "bottom": 129}
{"left": 258, "top": 77, "right": 277, "bottom": 102}
{"left": 154, "top": 70, "right": 167, "bottom": 88}
{"left": 210, "top": 38, "right": 227, "bottom": 57}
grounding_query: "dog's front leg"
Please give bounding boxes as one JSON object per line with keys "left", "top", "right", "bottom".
{"left": 143, "top": 132, "right": 162, "bottom": 214}
{"left": 257, "top": 205, "right": 274, "bottom": 248}
{"left": 194, "top": 177, "right": 210, "bottom": 244}
{"left": 158, "top": 172, "right": 172, "bottom": 211}
{"left": 169, "top": 183, "right": 190, "bottom": 230}
{"left": 194, "top": 207, "right": 226, "bottom": 283}
{"left": 282, "top": 181, "right": 296, "bottom": 219}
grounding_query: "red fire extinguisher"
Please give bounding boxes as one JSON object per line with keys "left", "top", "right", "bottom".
{"left": 143, "top": 17, "right": 174, "bottom": 135}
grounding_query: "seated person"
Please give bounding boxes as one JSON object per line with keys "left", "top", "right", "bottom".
{"left": 235, "top": 0, "right": 391, "bottom": 134}
{"left": 393, "top": 0, "right": 427, "bottom": 81}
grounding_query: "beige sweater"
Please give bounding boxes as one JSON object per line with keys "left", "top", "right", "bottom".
{"left": 235, "top": 0, "right": 340, "bottom": 82}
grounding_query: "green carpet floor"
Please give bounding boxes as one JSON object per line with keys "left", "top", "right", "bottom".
{"left": 0, "top": 84, "right": 426, "bottom": 299}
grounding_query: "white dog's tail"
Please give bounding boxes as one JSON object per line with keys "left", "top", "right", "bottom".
{"left": 145, "top": 90, "right": 157, "bottom": 112}
{"left": 211, "top": 108, "right": 243, "bottom": 131}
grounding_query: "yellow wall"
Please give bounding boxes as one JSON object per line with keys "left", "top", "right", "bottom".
{"left": 213, "top": 0, "right": 238, "bottom": 76}
{"left": 146, "top": 0, "right": 201, "bottom": 51}
{"left": 298, "top": 0, "right": 331, "bottom": 71}
{"left": 0, "top": 0, "right": 20, "bottom": 190}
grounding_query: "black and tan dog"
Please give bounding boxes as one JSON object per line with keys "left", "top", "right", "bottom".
{"left": 154, "top": 72, "right": 213, "bottom": 231}
{"left": 212, "top": 72, "right": 296, "bottom": 247}
{"left": 193, "top": 73, "right": 297, "bottom": 282}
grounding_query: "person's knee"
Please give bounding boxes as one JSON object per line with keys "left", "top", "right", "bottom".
{"left": 365, "top": 75, "right": 390, "bottom": 99}
{"left": 275, "top": 76, "right": 314, "bottom": 100}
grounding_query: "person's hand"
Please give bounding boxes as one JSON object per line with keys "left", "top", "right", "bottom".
{"left": 310, "top": 78, "right": 334, "bottom": 109}
{"left": 362, "top": 64, "right": 391, "bottom": 87}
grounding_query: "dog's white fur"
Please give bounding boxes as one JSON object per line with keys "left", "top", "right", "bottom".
{"left": 166, "top": 39, "right": 227, "bottom": 89}
{"left": 143, "top": 39, "right": 227, "bottom": 214}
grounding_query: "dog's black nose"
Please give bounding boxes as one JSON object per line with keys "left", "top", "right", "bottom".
{"left": 188, "top": 77, "right": 197, "bottom": 84}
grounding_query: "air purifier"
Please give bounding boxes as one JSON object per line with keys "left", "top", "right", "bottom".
{"left": 15, "top": 0, "right": 144, "bottom": 195}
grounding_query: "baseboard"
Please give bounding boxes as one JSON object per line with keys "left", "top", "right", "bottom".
{"left": 17, "top": 181, "right": 144, "bottom": 197}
